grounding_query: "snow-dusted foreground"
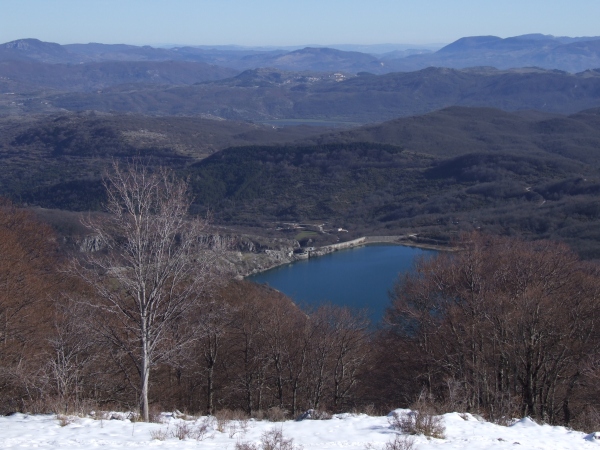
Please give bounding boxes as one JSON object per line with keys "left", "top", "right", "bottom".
{"left": 1, "top": 410, "right": 600, "bottom": 449}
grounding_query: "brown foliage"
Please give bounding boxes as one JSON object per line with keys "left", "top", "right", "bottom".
{"left": 6, "top": 199, "right": 600, "bottom": 429}
{"left": 148, "top": 279, "right": 371, "bottom": 416}
{"left": 385, "top": 232, "right": 600, "bottom": 425}
{"left": 0, "top": 200, "right": 58, "bottom": 410}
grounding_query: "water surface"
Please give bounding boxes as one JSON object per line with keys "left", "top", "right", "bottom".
{"left": 248, "top": 244, "right": 434, "bottom": 323}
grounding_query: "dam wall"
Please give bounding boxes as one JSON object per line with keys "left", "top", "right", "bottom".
{"left": 320, "top": 237, "right": 366, "bottom": 251}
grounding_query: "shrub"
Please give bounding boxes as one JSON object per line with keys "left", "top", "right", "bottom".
{"left": 265, "top": 406, "right": 288, "bottom": 422}
{"left": 260, "top": 429, "right": 300, "bottom": 450}
{"left": 214, "top": 409, "right": 250, "bottom": 436}
{"left": 571, "top": 406, "right": 600, "bottom": 433}
{"left": 150, "top": 427, "right": 169, "bottom": 441}
{"left": 389, "top": 409, "right": 445, "bottom": 439}
{"left": 56, "top": 414, "right": 75, "bottom": 427}
{"left": 150, "top": 418, "right": 211, "bottom": 441}
{"left": 192, "top": 419, "right": 212, "bottom": 441}
{"left": 236, "top": 429, "right": 301, "bottom": 450}
{"left": 385, "top": 435, "right": 416, "bottom": 450}
{"left": 214, "top": 410, "right": 232, "bottom": 433}
{"left": 173, "top": 421, "right": 193, "bottom": 440}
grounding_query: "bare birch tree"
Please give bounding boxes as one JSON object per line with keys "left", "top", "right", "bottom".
{"left": 77, "top": 161, "right": 223, "bottom": 421}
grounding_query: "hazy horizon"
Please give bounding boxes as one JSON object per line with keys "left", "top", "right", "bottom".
{"left": 2, "top": 0, "right": 599, "bottom": 48}
{"left": 0, "top": 38, "right": 447, "bottom": 51}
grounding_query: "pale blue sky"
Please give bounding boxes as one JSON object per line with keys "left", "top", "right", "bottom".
{"left": 1, "top": 0, "right": 599, "bottom": 47}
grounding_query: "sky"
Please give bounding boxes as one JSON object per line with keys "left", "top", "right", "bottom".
{"left": 1, "top": 0, "right": 599, "bottom": 47}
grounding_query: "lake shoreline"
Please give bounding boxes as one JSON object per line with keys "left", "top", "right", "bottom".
{"left": 243, "top": 235, "right": 454, "bottom": 278}
{"left": 247, "top": 243, "right": 438, "bottom": 321}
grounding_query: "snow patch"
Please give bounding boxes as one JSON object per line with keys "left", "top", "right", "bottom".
{"left": 510, "top": 417, "right": 540, "bottom": 428}
{"left": 0, "top": 411, "right": 598, "bottom": 449}
{"left": 586, "top": 431, "right": 600, "bottom": 443}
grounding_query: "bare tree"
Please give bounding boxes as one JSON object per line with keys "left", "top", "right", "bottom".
{"left": 76, "top": 161, "right": 224, "bottom": 421}
{"left": 0, "top": 200, "right": 61, "bottom": 413}
{"left": 44, "top": 301, "right": 97, "bottom": 414}
{"left": 190, "top": 294, "right": 233, "bottom": 415}
{"left": 329, "top": 307, "right": 370, "bottom": 410}
{"left": 386, "top": 232, "right": 600, "bottom": 424}
{"left": 230, "top": 292, "right": 271, "bottom": 415}
{"left": 284, "top": 314, "right": 312, "bottom": 416}
{"left": 304, "top": 306, "right": 370, "bottom": 412}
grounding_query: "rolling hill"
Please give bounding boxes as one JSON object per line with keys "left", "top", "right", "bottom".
{"left": 0, "top": 112, "right": 331, "bottom": 210}
{"left": 29, "top": 67, "right": 600, "bottom": 123}
{"left": 3, "top": 107, "right": 600, "bottom": 257}
{"left": 181, "top": 107, "right": 600, "bottom": 257}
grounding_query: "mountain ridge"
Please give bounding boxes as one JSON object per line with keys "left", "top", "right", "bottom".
{"left": 3, "top": 34, "right": 600, "bottom": 74}
{"left": 20, "top": 67, "right": 600, "bottom": 123}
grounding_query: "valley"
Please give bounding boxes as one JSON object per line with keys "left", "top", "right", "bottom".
{"left": 2, "top": 7, "right": 600, "bottom": 432}
{"left": 3, "top": 105, "right": 600, "bottom": 259}
{"left": 2, "top": 35, "right": 600, "bottom": 317}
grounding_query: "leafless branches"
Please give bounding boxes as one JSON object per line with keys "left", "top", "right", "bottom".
{"left": 386, "top": 232, "right": 600, "bottom": 425}
{"left": 75, "top": 161, "right": 225, "bottom": 421}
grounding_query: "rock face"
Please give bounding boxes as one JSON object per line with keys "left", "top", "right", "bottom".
{"left": 73, "top": 233, "right": 299, "bottom": 274}
{"left": 71, "top": 230, "right": 302, "bottom": 277}
{"left": 73, "top": 234, "right": 104, "bottom": 252}
{"left": 224, "top": 235, "right": 302, "bottom": 277}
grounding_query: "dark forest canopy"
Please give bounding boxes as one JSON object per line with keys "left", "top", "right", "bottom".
{"left": 3, "top": 107, "right": 600, "bottom": 257}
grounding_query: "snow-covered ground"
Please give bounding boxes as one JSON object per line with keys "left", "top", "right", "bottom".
{"left": 1, "top": 409, "right": 599, "bottom": 449}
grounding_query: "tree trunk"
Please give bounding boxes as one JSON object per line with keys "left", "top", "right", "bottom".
{"left": 141, "top": 325, "right": 150, "bottom": 422}
{"left": 207, "top": 364, "right": 214, "bottom": 415}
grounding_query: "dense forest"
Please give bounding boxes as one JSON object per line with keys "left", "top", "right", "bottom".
{"left": 1, "top": 97, "right": 600, "bottom": 437}
{"left": 2, "top": 107, "right": 600, "bottom": 257}
{"left": 2, "top": 182, "right": 600, "bottom": 431}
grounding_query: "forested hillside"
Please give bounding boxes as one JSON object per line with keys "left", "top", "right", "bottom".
{"left": 0, "top": 112, "right": 329, "bottom": 210}
{"left": 2, "top": 197, "right": 599, "bottom": 431}
{"left": 38, "top": 68, "right": 600, "bottom": 123}
{"left": 2, "top": 107, "right": 600, "bottom": 257}
{"left": 186, "top": 108, "right": 600, "bottom": 258}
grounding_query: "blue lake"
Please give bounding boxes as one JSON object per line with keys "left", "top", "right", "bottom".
{"left": 248, "top": 244, "right": 435, "bottom": 323}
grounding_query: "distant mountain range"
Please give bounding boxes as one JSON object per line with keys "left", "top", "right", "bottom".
{"left": 390, "top": 34, "right": 600, "bottom": 73}
{"left": 4, "top": 35, "right": 600, "bottom": 122}
{"left": 0, "top": 59, "right": 238, "bottom": 92}
{"left": 2, "top": 34, "right": 600, "bottom": 73}
{"left": 10, "top": 66, "right": 598, "bottom": 124}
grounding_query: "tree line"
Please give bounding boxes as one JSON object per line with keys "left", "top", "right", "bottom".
{"left": 1, "top": 163, "right": 600, "bottom": 431}
{"left": 381, "top": 233, "right": 600, "bottom": 428}
{"left": 0, "top": 163, "right": 371, "bottom": 421}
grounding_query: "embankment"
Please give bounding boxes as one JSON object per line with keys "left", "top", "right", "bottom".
{"left": 238, "top": 234, "right": 454, "bottom": 277}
